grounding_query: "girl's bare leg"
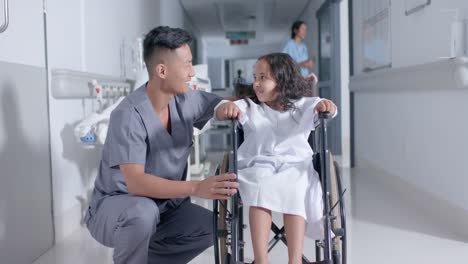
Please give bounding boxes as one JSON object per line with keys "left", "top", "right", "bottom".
{"left": 283, "top": 214, "right": 306, "bottom": 264}
{"left": 249, "top": 206, "right": 272, "bottom": 264}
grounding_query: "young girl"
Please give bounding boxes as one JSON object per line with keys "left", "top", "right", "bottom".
{"left": 215, "top": 53, "right": 337, "bottom": 264}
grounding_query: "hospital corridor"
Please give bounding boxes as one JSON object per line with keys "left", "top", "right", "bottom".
{"left": 1, "top": 0, "right": 468, "bottom": 264}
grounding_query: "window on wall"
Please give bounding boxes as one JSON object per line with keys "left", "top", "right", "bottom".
{"left": 361, "top": 0, "right": 391, "bottom": 72}
{"left": 319, "top": 8, "right": 332, "bottom": 82}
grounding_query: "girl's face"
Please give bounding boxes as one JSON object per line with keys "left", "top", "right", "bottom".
{"left": 253, "top": 59, "right": 278, "bottom": 107}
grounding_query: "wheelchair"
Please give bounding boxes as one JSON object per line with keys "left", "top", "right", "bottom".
{"left": 212, "top": 112, "right": 347, "bottom": 264}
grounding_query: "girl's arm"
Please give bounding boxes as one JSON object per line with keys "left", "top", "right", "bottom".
{"left": 300, "top": 97, "right": 337, "bottom": 131}
{"left": 215, "top": 101, "right": 242, "bottom": 120}
{"left": 314, "top": 99, "right": 337, "bottom": 115}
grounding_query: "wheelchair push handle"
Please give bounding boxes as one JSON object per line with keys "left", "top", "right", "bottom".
{"left": 318, "top": 111, "right": 333, "bottom": 120}
{"left": 231, "top": 119, "right": 240, "bottom": 176}
{"left": 231, "top": 118, "right": 241, "bottom": 129}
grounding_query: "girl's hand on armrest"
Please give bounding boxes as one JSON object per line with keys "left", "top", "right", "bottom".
{"left": 215, "top": 102, "right": 242, "bottom": 120}
{"left": 314, "top": 99, "right": 337, "bottom": 115}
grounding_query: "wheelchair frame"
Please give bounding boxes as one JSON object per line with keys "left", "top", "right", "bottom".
{"left": 213, "top": 113, "right": 347, "bottom": 264}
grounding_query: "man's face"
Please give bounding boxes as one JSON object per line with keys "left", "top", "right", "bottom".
{"left": 166, "top": 44, "right": 195, "bottom": 94}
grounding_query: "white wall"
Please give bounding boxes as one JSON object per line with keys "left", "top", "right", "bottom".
{"left": 45, "top": 0, "right": 188, "bottom": 242}
{"left": 356, "top": 91, "right": 468, "bottom": 209}
{"left": 160, "top": 0, "right": 184, "bottom": 29}
{"left": 353, "top": 0, "right": 468, "bottom": 74}
{"left": 350, "top": 0, "right": 468, "bottom": 227}
{"left": 0, "top": 0, "right": 45, "bottom": 67}
{"left": 338, "top": 0, "right": 351, "bottom": 167}
{"left": 0, "top": 1, "right": 54, "bottom": 262}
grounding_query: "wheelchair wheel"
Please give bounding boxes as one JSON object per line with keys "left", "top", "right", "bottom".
{"left": 214, "top": 198, "right": 228, "bottom": 264}
{"left": 314, "top": 154, "right": 347, "bottom": 264}
{"left": 328, "top": 155, "right": 347, "bottom": 264}
{"left": 213, "top": 154, "right": 230, "bottom": 264}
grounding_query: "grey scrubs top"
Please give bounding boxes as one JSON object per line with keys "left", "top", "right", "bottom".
{"left": 90, "top": 84, "right": 222, "bottom": 213}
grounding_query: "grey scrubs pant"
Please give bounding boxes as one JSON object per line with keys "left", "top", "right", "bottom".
{"left": 85, "top": 195, "right": 213, "bottom": 264}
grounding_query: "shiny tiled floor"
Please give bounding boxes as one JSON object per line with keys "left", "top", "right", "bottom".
{"left": 33, "top": 163, "right": 468, "bottom": 264}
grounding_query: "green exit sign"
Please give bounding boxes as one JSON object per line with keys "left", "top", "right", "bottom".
{"left": 226, "top": 31, "right": 256, "bottom": 40}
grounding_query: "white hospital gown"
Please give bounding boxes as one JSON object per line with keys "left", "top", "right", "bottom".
{"left": 235, "top": 97, "right": 324, "bottom": 239}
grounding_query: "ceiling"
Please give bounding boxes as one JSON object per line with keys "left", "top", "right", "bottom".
{"left": 179, "top": 0, "right": 311, "bottom": 41}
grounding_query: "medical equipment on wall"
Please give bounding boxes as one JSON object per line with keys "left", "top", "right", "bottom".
{"left": 51, "top": 69, "right": 133, "bottom": 99}
{"left": 73, "top": 67, "right": 148, "bottom": 147}
{"left": 190, "top": 64, "right": 212, "bottom": 92}
{"left": 50, "top": 68, "right": 133, "bottom": 147}
{"left": 74, "top": 79, "right": 128, "bottom": 147}
{"left": 67, "top": 62, "right": 146, "bottom": 147}
{"left": 52, "top": 50, "right": 144, "bottom": 148}
{"left": 74, "top": 98, "right": 124, "bottom": 146}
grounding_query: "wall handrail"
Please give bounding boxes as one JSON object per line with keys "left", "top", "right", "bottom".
{"left": 405, "top": 0, "right": 431, "bottom": 16}
{"left": 0, "top": 0, "right": 9, "bottom": 33}
{"left": 350, "top": 57, "right": 468, "bottom": 93}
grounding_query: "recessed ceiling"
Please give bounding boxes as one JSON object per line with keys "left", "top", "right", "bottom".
{"left": 180, "top": 0, "right": 311, "bottom": 41}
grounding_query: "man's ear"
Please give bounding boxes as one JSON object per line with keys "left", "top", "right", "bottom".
{"left": 155, "top": 64, "right": 167, "bottom": 79}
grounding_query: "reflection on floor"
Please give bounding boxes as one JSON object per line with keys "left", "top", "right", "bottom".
{"left": 33, "top": 156, "right": 468, "bottom": 264}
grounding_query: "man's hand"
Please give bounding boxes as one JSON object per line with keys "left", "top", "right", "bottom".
{"left": 223, "top": 96, "right": 239, "bottom": 101}
{"left": 314, "top": 99, "right": 337, "bottom": 115}
{"left": 193, "top": 173, "right": 239, "bottom": 200}
{"left": 215, "top": 102, "right": 242, "bottom": 120}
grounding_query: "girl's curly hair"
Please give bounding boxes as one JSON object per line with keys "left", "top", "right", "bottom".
{"left": 246, "top": 53, "right": 311, "bottom": 111}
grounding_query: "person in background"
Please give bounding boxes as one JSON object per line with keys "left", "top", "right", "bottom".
{"left": 282, "top": 20, "right": 314, "bottom": 78}
{"left": 232, "top": 68, "right": 247, "bottom": 88}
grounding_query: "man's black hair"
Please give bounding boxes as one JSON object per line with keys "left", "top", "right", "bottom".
{"left": 143, "top": 26, "right": 193, "bottom": 69}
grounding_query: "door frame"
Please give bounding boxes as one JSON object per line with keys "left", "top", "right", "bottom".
{"left": 316, "top": 0, "right": 343, "bottom": 155}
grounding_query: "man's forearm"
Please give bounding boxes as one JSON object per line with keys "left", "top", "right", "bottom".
{"left": 126, "top": 172, "right": 200, "bottom": 199}
{"left": 224, "top": 96, "right": 238, "bottom": 101}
